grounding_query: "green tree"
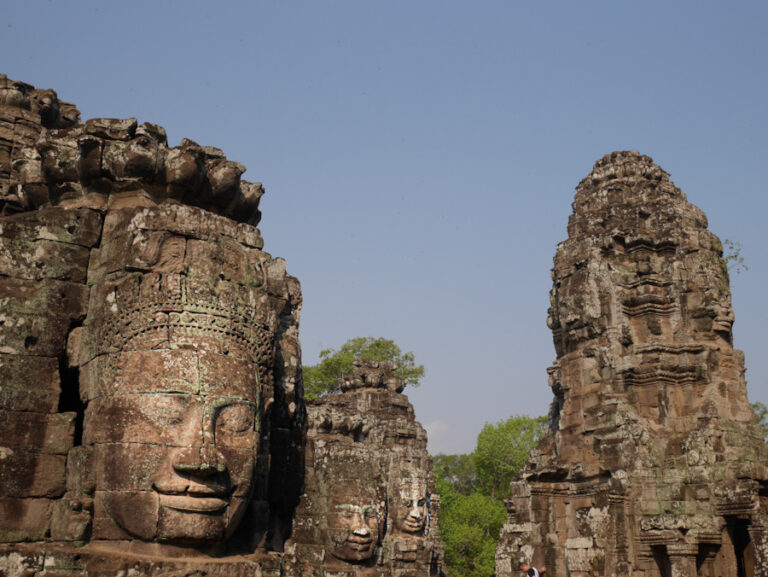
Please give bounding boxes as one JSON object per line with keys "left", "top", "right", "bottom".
{"left": 431, "top": 453, "right": 478, "bottom": 495}
{"left": 435, "top": 477, "right": 506, "bottom": 577}
{"left": 302, "top": 337, "right": 425, "bottom": 400}
{"left": 723, "top": 239, "right": 748, "bottom": 275}
{"left": 433, "top": 414, "right": 546, "bottom": 577}
{"left": 474, "top": 415, "right": 547, "bottom": 498}
{"left": 752, "top": 401, "right": 768, "bottom": 441}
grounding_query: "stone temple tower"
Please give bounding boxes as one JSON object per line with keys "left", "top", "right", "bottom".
{"left": 496, "top": 151, "right": 768, "bottom": 577}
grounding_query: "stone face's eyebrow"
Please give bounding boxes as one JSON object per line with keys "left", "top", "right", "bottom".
{"left": 334, "top": 504, "right": 360, "bottom": 512}
{"left": 333, "top": 503, "right": 377, "bottom": 514}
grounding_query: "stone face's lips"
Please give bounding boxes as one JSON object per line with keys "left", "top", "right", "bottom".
{"left": 345, "top": 537, "right": 374, "bottom": 551}
{"left": 158, "top": 494, "right": 229, "bottom": 513}
{"left": 402, "top": 518, "right": 423, "bottom": 532}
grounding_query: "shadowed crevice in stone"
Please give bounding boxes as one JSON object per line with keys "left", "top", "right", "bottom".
{"left": 57, "top": 360, "right": 84, "bottom": 446}
{"left": 57, "top": 329, "right": 84, "bottom": 447}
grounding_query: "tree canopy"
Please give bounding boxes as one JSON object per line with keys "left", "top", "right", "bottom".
{"left": 474, "top": 415, "right": 547, "bottom": 498}
{"left": 432, "top": 413, "right": 547, "bottom": 577}
{"left": 723, "top": 239, "right": 748, "bottom": 276}
{"left": 431, "top": 453, "right": 478, "bottom": 496}
{"left": 302, "top": 336, "right": 425, "bottom": 400}
{"left": 435, "top": 477, "right": 506, "bottom": 577}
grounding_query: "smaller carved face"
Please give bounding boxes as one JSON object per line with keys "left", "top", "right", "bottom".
{"left": 326, "top": 488, "right": 382, "bottom": 562}
{"left": 394, "top": 479, "right": 428, "bottom": 534}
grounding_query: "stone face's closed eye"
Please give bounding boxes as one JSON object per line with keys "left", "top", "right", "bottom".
{"left": 215, "top": 402, "right": 256, "bottom": 435}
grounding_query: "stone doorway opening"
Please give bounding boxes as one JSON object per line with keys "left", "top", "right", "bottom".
{"left": 651, "top": 546, "right": 671, "bottom": 577}
{"left": 726, "top": 518, "right": 754, "bottom": 577}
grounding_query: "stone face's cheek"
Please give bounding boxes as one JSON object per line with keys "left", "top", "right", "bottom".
{"left": 99, "top": 490, "right": 159, "bottom": 541}
{"left": 327, "top": 511, "right": 357, "bottom": 560}
{"left": 224, "top": 496, "right": 250, "bottom": 540}
{"left": 217, "top": 446, "right": 257, "bottom": 499}
{"left": 365, "top": 512, "right": 380, "bottom": 540}
{"left": 328, "top": 514, "right": 353, "bottom": 548}
{"left": 92, "top": 442, "right": 168, "bottom": 492}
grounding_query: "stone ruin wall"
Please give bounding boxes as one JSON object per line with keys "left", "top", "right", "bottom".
{"left": 0, "top": 73, "right": 305, "bottom": 569}
{"left": 0, "top": 75, "right": 444, "bottom": 577}
{"left": 496, "top": 151, "right": 768, "bottom": 577}
{"left": 286, "top": 360, "right": 444, "bottom": 577}
{"left": 10, "top": 75, "right": 768, "bottom": 577}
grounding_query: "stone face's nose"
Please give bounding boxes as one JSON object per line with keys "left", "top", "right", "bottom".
{"left": 170, "top": 401, "right": 228, "bottom": 477}
{"left": 352, "top": 516, "right": 371, "bottom": 535}
{"left": 173, "top": 461, "right": 227, "bottom": 476}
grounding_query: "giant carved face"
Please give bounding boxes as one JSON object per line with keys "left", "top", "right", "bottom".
{"left": 326, "top": 485, "right": 383, "bottom": 562}
{"left": 86, "top": 346, "right": 261, "bottom": 543}
{"left": 393, "top": 478, "right": 428, "bottom": 535}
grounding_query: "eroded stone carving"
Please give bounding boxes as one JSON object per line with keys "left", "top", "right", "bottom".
{"left": 83, "top": 274, "right": 269, "bottom": 545}
{"left": 0, "top": 76, "right": 303, "bottom": 575}
{"left": 495, "top": 151, "right": 768, "bottom": 577}
{"left": 286, "top": 361, "right": 444, "bottom": 577}
{"left": 392, "top": 472, "right": 429, "bottom": 536}
{"left": 14, "top": 116, "right": 263, "bottom": 223}
{"left": 0, "top": 76, "right": 443, "bottom": 577}
{"left": 339, "top": 359, "right": 405, "bottom": 393}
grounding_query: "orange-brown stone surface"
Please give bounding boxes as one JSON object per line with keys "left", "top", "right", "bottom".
{"left": 0, "top": 74, "right": 303, "bottom": 572}
{"left": 0, "top": 76, "right": 444, "bottom": 577}
{"left": 496, "top": 151, "right": 768, "bottom": 577}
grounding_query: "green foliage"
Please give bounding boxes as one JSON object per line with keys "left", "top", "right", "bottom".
{"left": 433, "top": 414, "right": 546, "bottom": 577}
{"left": 302, "top": 337, "right": 425, "bottom": 400}
{"left": 722, "top": 239, "right": 748, "bottom": 277}
{"left": 474, "top": 415, "right": 547, "bottom": 498}
{"left": 752, "top": 401, "right": 768, "bottom": 441}
{"left": 431, "top": 453, "right": 478, "bottom": 496}
{"left": 435, "top": 477, "right": 506, "bottom": 577}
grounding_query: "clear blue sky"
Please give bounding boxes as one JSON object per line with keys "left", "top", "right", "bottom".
{"left": 3, "top": 1, "right": 767, "bottom": 453}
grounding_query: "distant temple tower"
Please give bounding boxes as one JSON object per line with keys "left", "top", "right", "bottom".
{"left": 496, "top": 151, "right": 768, "bottom": 577}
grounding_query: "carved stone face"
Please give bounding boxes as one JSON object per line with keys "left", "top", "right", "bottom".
{"left": 394, "top": 478, "right": 428, "bottom": 534}
{"left": 87, "top": 348, "right": 260, "bottom": 543}
{"left": 326, "top": 486, "right": 382, "bottom": 562}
